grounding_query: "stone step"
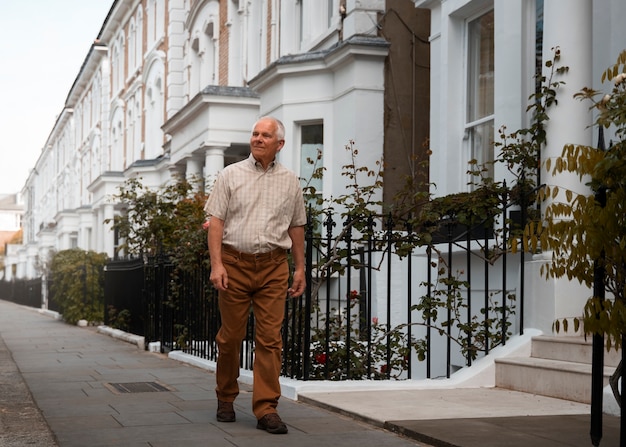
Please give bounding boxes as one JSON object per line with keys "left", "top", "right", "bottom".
{"left": 495, "top": 356, "right": 615, "bottom": 404}
{"left": 531, "top": 335, "right": 622, "bottom": 368}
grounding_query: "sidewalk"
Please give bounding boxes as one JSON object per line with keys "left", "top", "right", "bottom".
{"left": 0, "top": 299, "right": 431, "bottom": 447}
{"left": 0, "top": 299, "right": 620, "bottom": 447}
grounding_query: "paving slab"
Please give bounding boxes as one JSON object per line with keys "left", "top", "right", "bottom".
{"left": 384, "top": 414, "right": 621, "bottom": 447}
{"left": 0, "top": 300, "right": 430, "bottom": 447}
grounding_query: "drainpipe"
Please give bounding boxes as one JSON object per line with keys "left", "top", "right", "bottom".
{"left": 271, "top": 0, "right": 279, "bottom": 60}
{"left": 240, "top": 0, "right": 248, "bottom": 84}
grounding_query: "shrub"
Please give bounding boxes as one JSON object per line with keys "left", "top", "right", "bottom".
{"left": 49, "top": 249, "right": 108, "bottom": 324}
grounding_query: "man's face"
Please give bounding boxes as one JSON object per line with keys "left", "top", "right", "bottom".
{"left": 250, "top": 119, "right": 285, "bottom": 167}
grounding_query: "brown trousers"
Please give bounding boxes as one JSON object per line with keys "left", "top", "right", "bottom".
{"left": 215, "top": 246, "right": 288, "bottom": 419}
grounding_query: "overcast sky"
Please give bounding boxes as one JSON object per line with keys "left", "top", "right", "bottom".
{"left": 0, "top": 1, "right": 113, "bottom": 194}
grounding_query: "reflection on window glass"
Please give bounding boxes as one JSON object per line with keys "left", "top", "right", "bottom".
{"left": 536, "top": 0, "right": 544, "bottom": 93}
{"left": 466, "top": 10, "right": 495, "bottom": 185}
{"left": 470, "top": 120, "right": 494, "bottom": 180}
{"left": 467, "top": 11, "right": 494, "bottom": 122}
{"left": 300, "top": 123, "right": 323, "bottom": 205}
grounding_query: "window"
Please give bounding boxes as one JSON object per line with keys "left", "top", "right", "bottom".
{"left": 136, "top": 11, "right": 143, "bottom": 66}
{"left": 112, "top": 44, "right": 120, "bottom": 92}
{"left": 298, "top": 0, "right": 334, "bottom": 50}
{"left": 188, "top": 17, "right": 217, "bottom": 96}
{"left": 144, "top": 66, "right": 164, "bottom": 160}
{"left": 465, "top": 10, "right": 494, "bottom": 186}
{"left": 117, "top": 36, "right": 125, "bottom": 90}
{"left": 299, "top": 123, "right": 324, "bottom": 208}
{"left": 129, "top": 20, "right": 136, "bottom": 72}
{"left": 535, "top": 0, "right": 544, "bottom": 93}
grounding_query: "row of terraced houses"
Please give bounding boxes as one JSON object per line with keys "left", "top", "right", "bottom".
{"left": 7, "top": 0, "right": 429, "bottom": 278}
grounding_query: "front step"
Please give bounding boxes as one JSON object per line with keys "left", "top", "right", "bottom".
{"left": 495, "top": 336, "right": 620, "bottom": 404}
{"left": 531, "top": 335, "right": 621, "bottom": 368}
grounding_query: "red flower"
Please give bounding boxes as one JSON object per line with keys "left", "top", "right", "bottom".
{"left": 315, "top": 353, "right": 327, "bottom": 364}
{"left": 380, "top": 364, "right": 388, "bottom": 374}
{"left": 349, "top": 290, "right": 359, "bottom": 300}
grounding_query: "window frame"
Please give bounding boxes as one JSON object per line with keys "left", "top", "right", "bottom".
{"left": 463, "top": 8, "right": 495, "bottom": 188}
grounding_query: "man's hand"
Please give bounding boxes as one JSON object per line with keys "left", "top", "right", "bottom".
{"left": 288, "top": 269, "right": 305, "bottom": 297}
{"left": 287, "top": 225, "right": 306, "bottom": 298}
{"left": 207, "top": 217, "right": 227, "bottom": 291}
{"left": 210, "top": 263, "right": 229, "bottom": 291}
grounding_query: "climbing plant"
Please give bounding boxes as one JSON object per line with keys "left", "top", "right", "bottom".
{"left": 523, "top": 50, "right": 626, "bottom": 350}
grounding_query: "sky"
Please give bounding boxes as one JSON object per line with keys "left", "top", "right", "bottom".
{"left": 0, "top": 1, "right": 114, "bottom": 194}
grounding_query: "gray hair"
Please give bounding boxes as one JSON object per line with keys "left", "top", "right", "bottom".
{"left": 254, "top": 116, "right": 285, "bottom": 140}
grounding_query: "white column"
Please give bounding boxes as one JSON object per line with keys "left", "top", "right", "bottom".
{"left": 103, "top": 204, "right": 115, "bottom": 258}
{"left": 92, "top": 211, "right": 101, "bottom": 254}
{"left": 168, "top": 164, "right": 185, "bottom": 184}
{"left": 185, "top": 157, "right": 203, "bottom": 187}
{"left": 78, "top": 211, "right": 91, "bottom": 251}
{"left": 60, "top": 232, "right": 71, "bottom": 251}
{"left": 526, "top": 0, "right": 593, "bottom": 335}
{"left": 204, "top": 146, "right": 225, "bottom": 192}
{"left": 541, "top": 0, "right": 593, "bottom": 194}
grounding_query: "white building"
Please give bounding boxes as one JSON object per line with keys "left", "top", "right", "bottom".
{"left": 13, "top": 0, "right": 431, "bottom": 280}
{"left": 416, "top": 0, "right": 626, "bottom": 333}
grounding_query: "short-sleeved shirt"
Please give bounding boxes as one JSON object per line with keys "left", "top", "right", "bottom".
{"left": 204, "top": 154, "right": 307, "bottom": 254}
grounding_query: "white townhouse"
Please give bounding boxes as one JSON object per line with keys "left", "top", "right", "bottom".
{"left": 415, "top": 0, "right": 626, "bottom": 335}
{"left": 12, "top": 0, "right": 430, "bottom": 279}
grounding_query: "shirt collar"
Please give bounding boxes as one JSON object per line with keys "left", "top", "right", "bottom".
{"left": 247, "top": 153, "right": 276, "bottom": 171}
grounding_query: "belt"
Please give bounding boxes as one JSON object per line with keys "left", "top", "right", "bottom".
{"left": 222, "top": 245, "right": 287, "bottom": 261}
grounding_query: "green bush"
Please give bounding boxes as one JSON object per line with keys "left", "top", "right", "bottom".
{"left": 49, "top": 249, "right": 108, "bottom": 325}
{"left": 106, "top": 176, "right": 209, "bottom": 267}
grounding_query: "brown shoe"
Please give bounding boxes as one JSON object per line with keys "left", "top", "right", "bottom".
{"left": 216, "top": 400, "right": 236, "bottom": 422}
{"left": 256, "top": 413, "right": 288, "bottom": 434}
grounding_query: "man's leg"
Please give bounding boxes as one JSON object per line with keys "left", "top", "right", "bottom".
{"left": 251, "top": 253, "right": 289, "bottom": 420}
{"left": 215, "top": 254, "right": 253, "bottom": 405}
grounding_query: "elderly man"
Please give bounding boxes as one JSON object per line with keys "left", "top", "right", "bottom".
{"left": 204, "top": 116, "right": 306, "bottom": 434}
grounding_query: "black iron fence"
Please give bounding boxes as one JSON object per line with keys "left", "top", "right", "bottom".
{"left": 99, "top": 197, "right": 525, "bottom": 381}
{"left": 0, "top": 278, "right": 42, "bottom": 308}
{"left": 0, "top": 274, "right": 94, "bottom": 316}
{"left": 103, "top": 258, "right": 145, "bottom": 335}
{"left": 288, "top": 207, "right": 525, "bottom": 381}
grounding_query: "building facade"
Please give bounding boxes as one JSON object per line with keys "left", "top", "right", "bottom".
{"left": 415, "top": 0, "right": 626, "bottom": 333}
{"left": 10, "top": 0, "right": 430, "bottom": 279}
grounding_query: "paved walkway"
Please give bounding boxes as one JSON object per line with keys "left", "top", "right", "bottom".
{"left": 0, "top": 299, "right": 621, "bottom": 446}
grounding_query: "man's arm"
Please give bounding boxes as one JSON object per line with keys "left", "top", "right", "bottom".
{"left": 287, "top": 225, "right": 305, "bottom": 297}
{"left": 208, "top": 217, "right": 228, "bottom": 291}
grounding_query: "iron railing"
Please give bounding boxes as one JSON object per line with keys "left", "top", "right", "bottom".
{"left": 0, "top": 278, "right": 42, "bottom": 308}
{"left": 287, "top": 206, "right": 524, "bottom": 381}
{"left": 100, "top": 192, "right": 525, "bottom": 381}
